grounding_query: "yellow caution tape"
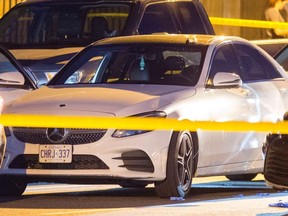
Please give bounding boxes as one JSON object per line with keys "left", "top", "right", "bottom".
{"left": 1, "top": 114, "right": 288, "bottom": 134}
{"left": 82, "top": 14, "right": 288, "bottom": 29}
{"left": 210, "top": 17, "right": 288, "bottom": 29}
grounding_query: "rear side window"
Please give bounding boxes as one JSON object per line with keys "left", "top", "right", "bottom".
{"left": 138, "top": 3, "right": 177, "bottom": 34}
{"left": 173, "top": 2, "right": 208, "bottom": 34}
{"left": 232, "top": 44, "right": 283, "bottom": 82}
{"left": 138, "top": 2, "right": 209, "bottom": 35}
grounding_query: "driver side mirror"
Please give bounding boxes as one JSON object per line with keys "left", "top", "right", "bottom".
{"left": 211, "top": 72, "right": 242, "bottom": 88}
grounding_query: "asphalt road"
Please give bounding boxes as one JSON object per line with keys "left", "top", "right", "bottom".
{"left": 1, "top": 175, "right": 288, "bottom": 216}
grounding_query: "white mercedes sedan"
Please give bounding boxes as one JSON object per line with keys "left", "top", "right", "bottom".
{"left": 1, "top": 34, "right": 288, "bottom": 198}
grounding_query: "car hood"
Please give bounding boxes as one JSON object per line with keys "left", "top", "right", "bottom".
{"left": 4, "top": 84, "right": 196, "bottom": 116}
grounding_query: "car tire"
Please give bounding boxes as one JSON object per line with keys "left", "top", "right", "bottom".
{"left": 225, "top": 174, "right": 257, "bottom": 181}
{"left": 155, "top": 130, "right": 195, "bottom": 198}
{"left": 0, "top": 178, "right": 27, "bottom": 196}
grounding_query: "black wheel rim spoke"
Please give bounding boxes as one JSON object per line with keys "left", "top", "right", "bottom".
{"left": 178, "top": 141, "right": 186, "bottom": 185}
{"left": 178, "top": 134, "right": 193, "bottom": 190}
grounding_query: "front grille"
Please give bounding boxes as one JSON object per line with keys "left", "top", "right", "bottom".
{"left": 113, "top": 150, "right": 154, "bottom": 173}
{"left": 12, "top": 127, "right": 107, "bottom": 144}
{"left": 264, "top": 135, "right": 288, "bottom": 186}
{"left": 9, "top": 154, "right": 109, "bottom": 170}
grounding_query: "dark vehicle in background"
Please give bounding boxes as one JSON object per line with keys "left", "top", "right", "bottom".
{"left": 263, "top": 42, "right": 288, "bottom": 187}
{"left": 252, "top": 39, "right": 288, "bottom": 57}
{"left": 0, "top": 0, "right": 214, "bottom": 86}
{"left": 253, "top": 39, "right": 288, "bottom": 73}
{"left": 274, "top": 44, "right": 288, "bottom": 72}
{"left": 263, "top": 111, "right": 288, "bottom": 190}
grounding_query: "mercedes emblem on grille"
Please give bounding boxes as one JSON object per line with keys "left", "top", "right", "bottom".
{"left": 46, "top": 128, "right": 68, "bottom": 143}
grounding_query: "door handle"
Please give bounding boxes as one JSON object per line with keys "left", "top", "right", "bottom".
{"left": 280, "top": 88, "right": 288, "bottom": 95}
{"left": 241, "top": 89, "right": 252, "bottom": 97}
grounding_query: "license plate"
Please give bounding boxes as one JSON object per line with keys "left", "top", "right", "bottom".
{"left": 39, "top": 145, "right": 72, "bottom": 163}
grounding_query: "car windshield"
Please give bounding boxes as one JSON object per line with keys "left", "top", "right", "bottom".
{"left": 50, "top": 44, "right": 207, "bottom": 86}
{"left": 0, "top": 3, "right": 131, "bottom": 48}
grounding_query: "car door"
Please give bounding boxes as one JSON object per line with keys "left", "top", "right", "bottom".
{"left": 232, "top": 43, "right": 288, "bottom": 123}
{"left": 0, "top": 45, "right": 37, "bottom": 105}
{"left": 198, "top": 43, "right": 262, "bottom": 172}
{"left": 202, "top": 42, "right": 288, "bottom": 174}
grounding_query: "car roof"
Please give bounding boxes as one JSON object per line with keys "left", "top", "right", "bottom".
{"left": 22, "top": 0, "right": 134, "bottom": 3}
{"left": 92, "top": 34, "right": 246, "bottom": 47}
{"left": 21, "top": 0, "right": 199, "bottom": 4}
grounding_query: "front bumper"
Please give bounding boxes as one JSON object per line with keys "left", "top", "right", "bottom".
{"left": 0, "top": 128, "right": 172, "bottom": 183}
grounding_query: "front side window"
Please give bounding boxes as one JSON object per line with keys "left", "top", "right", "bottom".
{"left": 208, "top": 43, "right": 242, "bottom": 83}
{"left": 0, "top": 3, "right": 131, "bottom": 48}
{"left": 51, "top": 44, "right": 207, "bottom": 87}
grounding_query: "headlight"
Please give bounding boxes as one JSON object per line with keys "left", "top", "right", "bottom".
{"left": 112, "top": 111, "right": 167, "bottom": 138}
